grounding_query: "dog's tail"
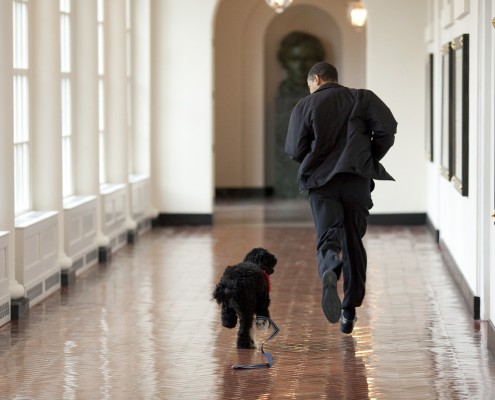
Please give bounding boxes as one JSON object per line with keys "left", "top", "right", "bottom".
{"left": 212, "top": 281, "right": 231, "bottom": 304}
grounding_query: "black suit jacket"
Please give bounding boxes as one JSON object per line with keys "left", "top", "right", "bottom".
{"left": 285, "top": 83, "right": 397, "bottom": 191}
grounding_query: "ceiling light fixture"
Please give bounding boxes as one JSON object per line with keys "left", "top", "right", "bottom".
{"left": 265, "top": 0, "right": 294, "bottom": 14}
{"left": 349, "top": 2, "right": 368, "bottom": 28}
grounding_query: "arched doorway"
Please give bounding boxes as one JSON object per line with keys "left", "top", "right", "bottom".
{"left": 213, "top": 0, "right": 365, "bottom": 199}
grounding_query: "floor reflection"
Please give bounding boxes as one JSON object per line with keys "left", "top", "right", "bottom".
{"left": 0, "top": 202, "right": 493, "bottom": 399}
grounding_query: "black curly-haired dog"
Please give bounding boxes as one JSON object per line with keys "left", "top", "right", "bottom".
{"left": 212, "top": 248, "right": 277, "bottom": 349}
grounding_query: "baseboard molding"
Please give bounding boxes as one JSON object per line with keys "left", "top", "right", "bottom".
{"left": 488, "top": 320, "right": 495, "bottom": 358}
{"left": 439, "top": 239, "right": 480, "bottom": 320}
{"left": 426, "top": 215, "right": 440, "bottom": 243}
{"left": 61, "top": 267, "right": 77, "bottom": 287}
{"left": 154, "top": 212, "right": 427, "bottom": 227}
{"left": 368, "top": 213, "right": 426, "bottom": 225}
{"left": 215, "top": 187, "right": 273, "bottom": 199}
{"left": 153, "top": 213, "right": 213, "bottom": 226}
{"left": 99, "top": 246, "right": 112, "bottom": 262}
{"left": 127, "top": 229, "right": 137, "bottom": 244}
{"left": 11, "top": 297, "right": 29, "bottom": 320}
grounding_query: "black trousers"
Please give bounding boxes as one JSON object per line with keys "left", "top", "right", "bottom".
{"left": 308, "top": 173, "right": 373, "bottom": 311}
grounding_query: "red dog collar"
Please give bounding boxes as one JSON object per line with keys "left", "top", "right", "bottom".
{"left": 262, "top": 270, "right": 271, "bottom": 292}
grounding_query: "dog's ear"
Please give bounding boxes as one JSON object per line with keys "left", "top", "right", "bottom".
{"left": 262, "top": 252, "right": 277, "bottom": 275}
{"left": 244, "top": 248, "right": 277, "bottom": 274}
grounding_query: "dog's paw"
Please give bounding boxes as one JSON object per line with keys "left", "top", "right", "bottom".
{"left": 222, "top": 320, "right": 237, "bottom": 329}
{"left": 221, "top": 314, "right": 237, "bottom": 329}
{"left": 237, "top": 338, "right": 257, "bottom": 349}
{"left": 256, "top": 318, "right": 269, "bottom": 331}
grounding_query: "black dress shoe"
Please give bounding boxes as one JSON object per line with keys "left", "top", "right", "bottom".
{"left": 340, "top": 311, "right": 357, "bottom": 334}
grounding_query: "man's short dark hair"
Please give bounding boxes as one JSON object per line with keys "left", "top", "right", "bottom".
{"left": 308, "top": 62, "right": 338, "bottom": 82}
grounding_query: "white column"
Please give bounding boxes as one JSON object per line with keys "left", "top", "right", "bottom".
{"left": 30, "top": 0, "right": 72, "bottom": 270}
{"left": 73, "top": 0, "right": 109, "bottom": 247}
{"left": 73, "top": 0, "right": 99, "bottom": 195}
{"left": 0, "top": 1, "right": 24, "bottom": 299}
{"left": 105, "top": 0, "right": 135, "bottom": 230}
{"left": 131, "top": 0, "right": 150, "bottom": 176}
{"left": 105, "top": 0, "right": 127, "bottom": 183}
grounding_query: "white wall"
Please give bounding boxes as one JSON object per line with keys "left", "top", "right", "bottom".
{"left": 489, "top": 0, "right": 495, "bottom": 325}
{"left": 150, "top": 0, "right": 215, "bottom": 214}
{"left": 214, "top": 0, "right": 270, "bottom": 188}
{"left": 365, "top": 0, "right": 427, "bottom": 214}
{"left": 424, "top": 0, "right": 481, "bottom": 304}
{"left": 474, "top": 0, "right": 494, "bottom": 322}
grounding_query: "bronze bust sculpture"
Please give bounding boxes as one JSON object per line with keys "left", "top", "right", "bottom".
{"left": 274, "top": 31, "right": 325, "bottom": 198}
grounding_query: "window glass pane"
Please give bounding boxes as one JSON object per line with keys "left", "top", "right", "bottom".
{"left": 60, "top": 0, "right": 70, "bottom": 13}
{"left": 60, "top": 13, "right": 71, "bottom": 73}
{"left": 13, "top": 1, "right": 29, "bottom": 69}
{"left": 98, "top": 80, "right": 105, "bottom": 131}
{"left": 61, "top": 0, "right": 73, "bottom": 196}
{"left": 14, "top": 144, "right": 30, "bottom": 214}
{"left": 125, "top": 0, "right": 130, "bottom": 29}
{"left": 97, "top": 0, "right": 104, "bottom": 22}
{"left": 62, "top": 136, "right": 73, "bottom": 197}
{"left": 99, "top": 133, "right": 106, "bottom": 183}
{"left": 61, "top": 79, "right": 71, "bottom": 137}
{"left": 99, "top": 79, "right": 105, "bottom": 183}
{"left": 97, "top": 0, "right": 104, "bottom": 75}
{"left": 126, "top": 0, "right": 132, "bottom": 174}
{"left": 13, "top": 75, "right": 29, "bottom": 143}
{"left": 98, "top": 0, "right": 105, "bottom": 183}
{"left": 98, "top": 24, "right": 104, "bottom": 75}
{"left": 13, "top": 0, "right": 31, "bottom": 214}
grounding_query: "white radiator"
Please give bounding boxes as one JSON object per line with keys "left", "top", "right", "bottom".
{"left": 0, "top": 232, "right": 10, "bottom": 327}
{"left": 63, "top": 195, "right": 99, "bottom": 276}
{"left": 100, "top": 183, "right": 128, "bottom": 252}
{"left": 129, "top": 174, "right": 152, "bottom": 234}
{"left": 15, "top": 211, "right": 60, "bottom": 307}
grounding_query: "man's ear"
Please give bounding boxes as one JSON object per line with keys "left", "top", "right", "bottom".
{"left": 315, "top": 75, "right": 322, "bottom": 85}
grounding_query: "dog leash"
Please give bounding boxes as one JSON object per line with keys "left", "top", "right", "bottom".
{"left": 232, "top": 317, "right": 280, "bottom": 369}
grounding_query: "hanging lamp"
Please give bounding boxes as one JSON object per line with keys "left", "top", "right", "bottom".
{"left": 265, "top": 0, "right": 294, "bottom": 14}
{"left": 348, "top": 2, "right": 368, "bottom": 28}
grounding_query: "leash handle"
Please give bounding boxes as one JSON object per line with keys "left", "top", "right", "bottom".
{"left": 232, "top": 317, "right": 279, "bottom": 369}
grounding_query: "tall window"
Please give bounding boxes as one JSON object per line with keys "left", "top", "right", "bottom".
{"left": 126, "top": 0, "right": 133, "bottom": 174}
{"left": 13, "top": 0, "right": 30, "bottom": 215}
{"left": 97, "top": 0, "right": 105, "bottom": 183}
{"left": 60, "top": 0, "right": 73, "bottom": 196}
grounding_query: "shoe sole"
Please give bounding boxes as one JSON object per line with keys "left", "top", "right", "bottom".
{"left": 321, "top": 270, "right": 341, "bottom": 323}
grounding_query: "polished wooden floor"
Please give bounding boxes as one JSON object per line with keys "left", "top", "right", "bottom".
{"left": 1, "top": 199, "right": 495, "bottom": 399}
